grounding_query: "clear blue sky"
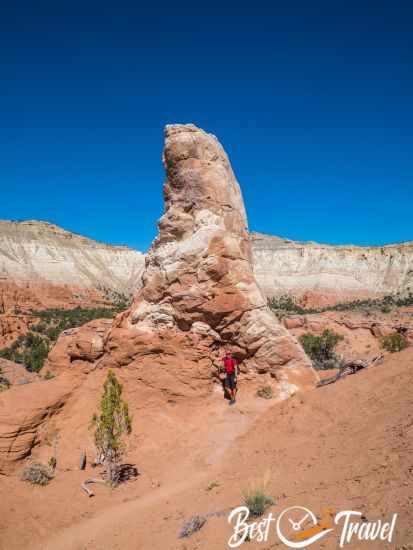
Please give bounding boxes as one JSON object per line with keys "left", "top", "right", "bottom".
{"left": 1, "top": 12, "right": 412, "bottom": 251}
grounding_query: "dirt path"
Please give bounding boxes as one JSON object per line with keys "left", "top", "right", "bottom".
{"left": 32, "top": 387, "right": 276, "bottom": 550}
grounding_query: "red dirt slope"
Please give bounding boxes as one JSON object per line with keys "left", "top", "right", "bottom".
{"left": 0, "top": 348, "right": 412, "bottom": 550}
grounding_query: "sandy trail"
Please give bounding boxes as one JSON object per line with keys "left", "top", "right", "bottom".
{"left": 31, "top": 387, "right": 276, "bottom": 550}
{"left": 3, "top": 350, "right": 412, "bottom": 549}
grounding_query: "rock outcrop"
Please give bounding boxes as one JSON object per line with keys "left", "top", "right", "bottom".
{"left": 0, "top": 373, "right": 78, "bottom": 472}
{"left": 251, "top": 233, "right": 413, "bottom": 307}
{"left": 46, "top": 318, "right": 113, "bottom": 372}
{"left": 103, "top": 124, "right": 316, "bottom": 396}
{"left": 0, "top": 220, "right": 145, "bottom": 313}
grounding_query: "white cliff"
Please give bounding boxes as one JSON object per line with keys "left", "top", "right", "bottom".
{"left": 251, "top": 232, "right": 413, "bottom": 305}
{"left": 0, "top": 220, "right": 145, "bottom": 298}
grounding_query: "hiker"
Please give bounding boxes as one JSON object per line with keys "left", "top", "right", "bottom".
{"left": 222, "top": 350, "right": 238, "bottom": 405}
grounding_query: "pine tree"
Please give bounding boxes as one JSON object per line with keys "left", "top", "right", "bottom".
{"left": 91, "top": 370, "right": 132, "bottom": 485}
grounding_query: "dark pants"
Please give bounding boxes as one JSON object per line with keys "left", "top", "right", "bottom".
{"left": 225, "top": 372, "right": 236, "bottom": 390}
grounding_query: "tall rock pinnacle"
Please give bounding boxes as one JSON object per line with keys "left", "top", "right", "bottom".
{"left": 105, "top": 124, "right": 316, "bottom": 397}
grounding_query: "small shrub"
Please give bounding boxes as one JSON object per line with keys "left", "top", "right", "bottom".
{"left": 43, "top": 371, "right": 55, "bottom": 380}
{"left": 299, "top": 329, "right": 344, "bottom": 370}
{"left": 382, "top": 332, "right": 408, "bottom": 353}
{"left": 256, "top": 386, "right": 273, "bottom": 399}
{"left": 21, "top": 463, "right": 54, "bottom": 486}
{"left": 179, "top": 515, "right": 207, "bottom": 538}
{"left": 90, "top": 370, "right": 132, "bottom": 486}
{"left": 0, "top": 368, "right": 10, "bottom": 391}
{"left": 242, "top": 487, "right": 275, "bottom": 517}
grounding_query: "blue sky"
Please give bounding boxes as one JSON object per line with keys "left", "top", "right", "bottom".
{"left": 1, "top": 12, "right": 412, "bottom": 251}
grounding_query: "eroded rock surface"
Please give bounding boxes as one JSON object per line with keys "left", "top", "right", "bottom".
{"left": 0, "top": 373, "right": 78, "bottom": 472}
{"left": 46, "top": 318, "right": 113, "bottom": 372}
{"left": 251, "top": 232, "right": 413, "bottom": 307}
{"left": 0, "top": 220, "right": 145, "bottom": 313}
{"left": 104, "top": 124, "right": 316, "bottom": 395}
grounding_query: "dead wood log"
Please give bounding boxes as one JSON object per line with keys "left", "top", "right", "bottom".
{"left": 81, "top": 478, "right": 106, "bottom": 497}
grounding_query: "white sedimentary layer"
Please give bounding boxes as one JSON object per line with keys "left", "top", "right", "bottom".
{"left": 1, "top": 222, "right": 412, "bottom": 302}
{"left": 251, "top": 233, "right": 413, "bottom": 298}
{"left": 0, "top": 220, "right": 145, "bottom": 295}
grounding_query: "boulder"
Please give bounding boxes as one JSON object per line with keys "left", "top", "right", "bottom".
{"left": 45, "top": 318, "right": 113, "bottom": 372}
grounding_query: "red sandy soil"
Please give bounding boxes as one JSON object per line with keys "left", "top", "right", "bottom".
{"left": 0, "top": 348, "right": 412, "bottom": 550}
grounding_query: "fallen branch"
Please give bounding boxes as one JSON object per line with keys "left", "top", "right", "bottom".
{"left": 316, "top": 354, "right": 385, "bottom": 388}
{"left": 81, "top": 464, "right": 138, "bottom": 497}
{"left": 81, "top": 478, "right": 106, "bottom": 497}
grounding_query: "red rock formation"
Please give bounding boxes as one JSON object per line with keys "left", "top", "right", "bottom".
{"left": 103, "top": 124, "right": 316, "bottom": 397}
{"left": 0, "top": 124, "right": 317, "bottom": 474}
{"left": 46, "top": 318, "right": 113, "bottom": 372}
{"left": 0, "top": 373, "right": 78, "bottom": 472}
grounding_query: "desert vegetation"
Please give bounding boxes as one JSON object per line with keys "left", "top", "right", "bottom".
{"left": 82, "top": 370, "right": 132, "bottom": 496}
{"left": 0, "top": 367, "right": 10, "bottom": 391}
{"left": 382, "top": 332, "right": 408, "bottom": 353}
{"left": 256, "top": 385, "right": 274, "bottom": 399}
{"left": 242, "top": 484, "right": 275, "bottom": 517}
{"left": 268, "top": 291, "right": 413, "bottom": 316}
{"left": 0, "top": 303, "right": 128, "bottom": 372}
{"left": 299, "top": 329, "right": 344, "bottom": 370}
{"left": 21, "top": 462, "right": 54, "bottom": 486}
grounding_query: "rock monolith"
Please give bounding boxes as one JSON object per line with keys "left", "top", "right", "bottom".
{"left": 104, "top": 124, "right": 316, "bottom": 397}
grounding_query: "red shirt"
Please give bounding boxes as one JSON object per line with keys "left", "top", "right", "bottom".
{"left": 223, "top": 356, "right": 237, "bottom": 374}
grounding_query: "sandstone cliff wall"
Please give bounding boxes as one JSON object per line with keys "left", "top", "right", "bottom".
{"left": 251, "top": 232, "right": 413, "bottom": 306}
{"left": 0, "top": 220, "right": 145, "bottom": 311}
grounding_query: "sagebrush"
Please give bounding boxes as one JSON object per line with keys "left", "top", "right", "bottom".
{"left": 382, "top": 332, "right": 408, "bottom": 353}
{"left": 21, "top": 463, "right": 54, "bottom": 486}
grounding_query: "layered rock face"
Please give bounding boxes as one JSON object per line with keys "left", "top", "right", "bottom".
{"left": 0, "top": 373, "right": 78, "bottom": 472}
{"left": 251, "top": 233, "right": 413, "bottom": 307}
{"left": 0, "top": 220, "right": 145, "bottom": 312}
{"left": 104, "top": 124, "right": 315, "bottom": 395}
